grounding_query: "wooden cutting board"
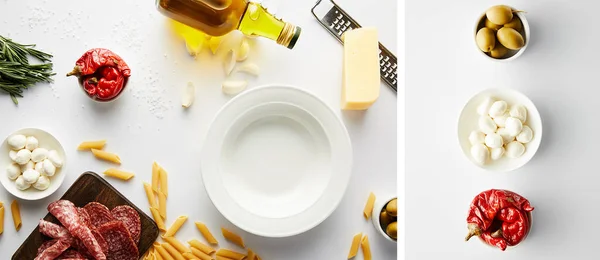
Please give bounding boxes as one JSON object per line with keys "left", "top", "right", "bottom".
{"left": 12, "top": 171, "right": 159, "bottom": 259}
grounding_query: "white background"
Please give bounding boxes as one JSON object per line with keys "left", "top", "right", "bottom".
{"left": 0, "top": 0, "right": 398, "bottom": 259}
{"left": 407, "top": 0, "right": 600, "bottom": 259}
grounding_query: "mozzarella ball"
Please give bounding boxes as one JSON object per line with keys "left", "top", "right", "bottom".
{"left": 15, "top": 175, "right": 31, "bottom": 190}
{"left": 35, "top": 162, "right": 46, "bottom": 175}
{"left": 469, "top": 131, "right": 485, "bottom": 145}
{"left": 9, "top": 150, "right": 17, "bottom": 161}
{"left": 491, "top": 147, "right": 505, "bottom": 160}
{"left": 485, "top": 133, "right": 504, "bottom": 148}
{"left": 8, "top": 134, "right": 26, "bottom": 150}
{"left": 506, "top": 141, "right": 526, "bottom": 158}
{"left": 23, "top": 169, "right": 40, "bottom": 184}
{"left": 471, "top": 144, "right": 489, "bottom": 165}
{"left": 510, "top": 104, "right": 527, "bottom": 123}
{"left": 489, "top": 100, "right": 508, "bottom": 118}
{"left": 497, "top": 128, "right": 515, "bottom": 144}
{"left": 7, "top": 163, "right": 21, "bottom": 180}
{"left": 31, "top": 148, "right": 48, "bottom": 163}
{"left": 25, "top": 136, "right": 39, "bottom": 151}
{"left": 43, "top": 159, "right": 56, "bottom": 177}
{"left": 493, "top": 113, "right": 509, "bottom": 127}
{"left": 20, "top": 160, "right": 34, "bottom": 172}
{"left": 33, "top": 175, "right": 50, "bottom": 190}
{"left": 479, "top": 116, "right": 497, "bottom": 135}
{"left": 516, "top": 125, "right": 533, "bottom": 143}
{"left": 477, "top": 97, "right": 495, "bottom": 116}
{"left": 505, "top": 117, "right": 524, "bottom": 136}
{"left": 14, "top": 149, "right": 32, "bottom": 165}
{"left": 47, "top": 150, "right": 63, "bottom": 168}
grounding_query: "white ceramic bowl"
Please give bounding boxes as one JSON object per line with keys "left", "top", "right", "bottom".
{"left": 458, "top": 88, "right": 542, "bottom": 172}
{"left": 474, "top": 6, "right": 530, "bottom": 61}
{"left": 0, "top": 128, "right": 67, "bottom": 200}
{"left": 201, "top": 85, "right": 352, "bottom": 237}
{"left": 371, "top": 195, "right": 397, "bottom": 243}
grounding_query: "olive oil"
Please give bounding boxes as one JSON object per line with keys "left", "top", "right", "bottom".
{"left": 157, "top": 0, "right": 301, "bottom": 49}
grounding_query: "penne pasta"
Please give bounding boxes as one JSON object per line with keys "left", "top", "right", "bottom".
{"left": 162, "top": 242, "right": 186, "bottom": 260}
{"left": 221, "top": 227, "right": 245, "bottom": 248}
{"left": 11, "top": 200, "right": 21, "bottom": 231}
{"left": 0, "top": 201, "right": 4, "bottom": 235}
{"left": 164, "top": 215, "right": 188, "bottom": 237}
{"left": 347, "top": 232, "right": 362, "bottom": 259}
{"left": 190, "top": 247, "right": 213, "bottom": 260}
{"left": 216, "top": 249, "right": 245, "bottom": 260}
{"left": 182, "top": 252, "right": 200, "bottom": 260}
{"left": 91, "top": 149, "right": 121, "bottom": 164}
{"left": 159, "top": 166, "right": 169, "bottom": 197}
{"left": 152, "top": 162, "right": 160, "bottom": 192}
{"left": 77, "top": 140, "right": 106, "bottom": 150}
{"left": 361, "top": 235, "right": 372, "bottom": 260}
{"left": 103, "top": 168, "right": 135, "bottom": 180}
{"left": 155, "top": 244, "right": 175, "bottom": 260}
{"left": 158, "top": 191, "right": 167, "bottom": 220}
{"left": 143, "top": 182, "right": 158, "bottom": 209}
{"left": 162, "top": 236, "right": 192, "bottom": 254}
{"left": 247, "top": 249, "right": 256, "bottom": 260}
{"left": 363, "top": 192, "right": 376, "bottom": 219}
{"left": 154, "top": 249, "right": 165, "bottom": 260}
{"left": 216, "top": 256, "right": 236, "bottom": 260}
{"left": 188, "top": 239, "right": 215, "bottom": 254}
{"left": 150, "top": 207, "right": 166, "bottom": 232}
{"left": 256, "top": 255, "right": 262, "bottom": 260}
{"left": 194, "top": 221, "right": 218, "bottom": 245}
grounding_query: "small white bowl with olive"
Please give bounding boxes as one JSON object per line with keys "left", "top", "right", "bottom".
{"left": 372, "top": 197, "right": 397, "bottom": 243}
{"left": 475, "top": 5, "right": 530, "bottom": 61}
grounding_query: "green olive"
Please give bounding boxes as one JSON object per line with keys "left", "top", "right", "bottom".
{"left": 484, "top": 18, "right": 502, "bottom": 31}
{"left": 486, "top": 5, "right": 513, "bottom": 25}
{"left": 476, "top": 28, "right": 496, "bottom": 52}
{"left": 380, "top": 211, "right": 391, "bottom": 229}
{"left": 497, "top": 27, "right": 524, "bottom": 50}
{"left": 490, "top": 43, "right": 509, "bottom": 58}
{"left": 503, "top": 17, "right": 523, "bottom": 31}
{"left": 386, "top": 198, "right": 397, "bottom": 217}
{"left": 386, "top": 222, "right": 397, "bottom": 240}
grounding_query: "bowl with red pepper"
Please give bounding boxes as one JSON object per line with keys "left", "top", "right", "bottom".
{"left": 67, "top": 48, "right": 131, "bottom": 102}
{"left": 465, "top": 189, "right": 534, "bottom": 251}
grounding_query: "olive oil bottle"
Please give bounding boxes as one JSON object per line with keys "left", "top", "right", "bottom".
{"left": 156, "top": 0, "right": 301, "bottom": 49}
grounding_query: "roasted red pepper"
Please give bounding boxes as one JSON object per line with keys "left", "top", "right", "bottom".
{"left": 67, "top": 48, "right": 131, "bottom": 101}
{"left": 465, "top": 189, "right": 534, "bottom": 251}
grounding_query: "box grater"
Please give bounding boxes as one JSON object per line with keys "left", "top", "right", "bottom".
{"left": 311, "top": 0, "right": 398, "bottom": 92}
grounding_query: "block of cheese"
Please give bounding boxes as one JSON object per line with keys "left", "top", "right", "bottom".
{"left": 342, "top": 27, "right": 380, "bottom": 110}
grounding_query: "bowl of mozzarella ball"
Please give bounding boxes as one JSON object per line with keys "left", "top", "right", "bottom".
{"left": 0, "top": 128, "right": 66, "bottom": 200}
{"left": 458, "top": 88, "right": 542, "bottom": 172}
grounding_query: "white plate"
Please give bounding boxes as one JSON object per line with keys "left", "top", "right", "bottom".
{"left": 0, "top": 128, "right": 67, "bottom": 200}
{"left": 201, "top": 85, "right": 352, "bottom": 237}
{"left": 458, "top": 88, "right": 542, "bottom": 172}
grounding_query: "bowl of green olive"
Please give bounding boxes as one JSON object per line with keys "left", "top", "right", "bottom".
{"left": 372, "top": 196, "right": 397, "bottom": 243}
{"left": 475, "top": 5, "right": 530, "bottom": 61}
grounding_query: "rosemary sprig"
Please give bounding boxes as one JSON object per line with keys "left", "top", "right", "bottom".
{"left": 0, "top": 35, "right": 54, "bottom": 104}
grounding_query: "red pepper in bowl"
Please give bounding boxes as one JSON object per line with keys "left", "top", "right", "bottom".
{"left": 67, "top": 48, "right": 131, "bottom": 101}
{"left": 465, "top": 189, "right": 534, "bottom": 251}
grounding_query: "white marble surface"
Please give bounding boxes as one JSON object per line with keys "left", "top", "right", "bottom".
{"left": 407, "top": 0, "right": 600, "bottom": 259}
{"left": 0, "top": 0, "right": 398, "bottom": 259}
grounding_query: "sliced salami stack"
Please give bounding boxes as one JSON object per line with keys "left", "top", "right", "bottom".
{"left": 36, "top": 200, "right": 142, "bottom": 260}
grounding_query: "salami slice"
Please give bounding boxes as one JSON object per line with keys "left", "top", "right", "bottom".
{"left": 75, "top": 229, "right": 109, "bottom": 256}
{"left": 37, "top": 239, "right": 59, "bottom": 256}
{"left": 84, "top": 202, "right": 115, "bottom": 227}
{"left": 39, "top": 219, "right": 71, "bottom": 239}
{"left": 57, "top": 249, "right": 86, "bottom": 260}
{"left": 34, "top": 239, "right": 71, "bottom": 260}
{"left": 111, "top": 205, "right": 141, "bottom": 244}
{"left": 97, "top": 221, "right": 138, "bottom": 260}
{"left": 78, "top": 207, "right": 92, "bottom": 228}
{"left": 48, "top": 200, "right": 106, "bottom": 260}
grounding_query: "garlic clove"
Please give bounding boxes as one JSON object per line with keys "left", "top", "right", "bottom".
{"left": 208, "top": 36, "right": 222, "bottom": 54}
{"left": 235, "top": 63, "right": 260, "bottom": 76}
{"left": 222, "top": 80, "right": 248, "bottom": 96}
{"left": 236, "top": 38, "right": 250, "bottom": 62}
{"left": 182, "top": 82, "right": 195, "bottom": 108}
{"left": 224, "top": 50, "right": 236, "bottom": 75}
